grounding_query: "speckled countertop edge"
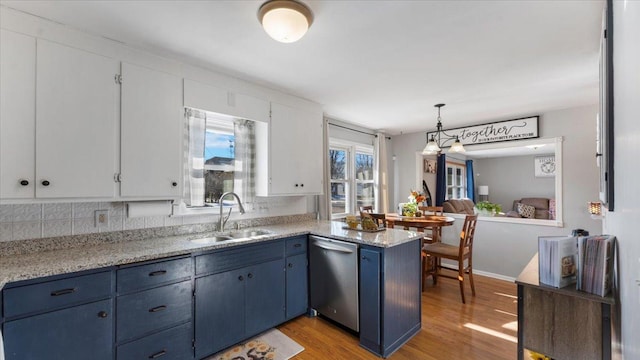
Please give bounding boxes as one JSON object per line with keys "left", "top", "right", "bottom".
{"left": 0, "top": 220, "right": 423, "bottom": 288}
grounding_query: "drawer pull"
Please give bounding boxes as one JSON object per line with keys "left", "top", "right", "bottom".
{"left": 149, "top": 350, "right": 167, "bottom": 359}
{"left": 238, "top": 275, "right": 244, "bottom": 281}
{"left": 97, "top": 311, "right": 108, "bottom": 318}
{"left": 247, "top": 273, "right": 253, "bottom": 279}
{"left": 149, "top": 305, "right": 167, "bottom": 313}
{"left": 288, "top": 263, "right": 293, "bottom": 268}
{"left": 294, "top": 243, "right": 302, "bottom": 248}
{"left": 148, "top": 270, "right": 167, "bottom": 277}
{"left": 50, "top": 288, "right": 76, "bottom": 296}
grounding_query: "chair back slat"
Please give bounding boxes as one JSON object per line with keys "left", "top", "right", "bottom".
{"left": 419, "top": 206, "right": 444, "bottom": 216}
{"left": 360, "top": 211, "right": 386, "bottom": 228}
{"left": 360, "top": 206, "right": 374, "bottom": 213}
{"left": 458, "top": 214, "right": 478, "bottom": 257}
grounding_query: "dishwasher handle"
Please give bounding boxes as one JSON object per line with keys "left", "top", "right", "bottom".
{"left": 311, "top": 241, "right": 355, "bottom": 254}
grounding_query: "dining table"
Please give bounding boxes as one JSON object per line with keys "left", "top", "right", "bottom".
{"left": 385, "top": 213, "right": 455, "bottom": 243}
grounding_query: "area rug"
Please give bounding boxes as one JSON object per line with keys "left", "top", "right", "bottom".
{"left": 207, "top": 329, "right": 304, "bottom": 360}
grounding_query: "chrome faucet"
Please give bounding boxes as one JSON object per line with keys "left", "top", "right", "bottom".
{"left": 218, "top": 192, "right": 245, "bottom": 232}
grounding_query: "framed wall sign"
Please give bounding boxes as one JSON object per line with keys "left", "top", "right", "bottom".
{"left": 427, "top": 116, "right": 539, "bottom": 148}
{"left": 535, "top": 156, "right": 556, "bottom": 177}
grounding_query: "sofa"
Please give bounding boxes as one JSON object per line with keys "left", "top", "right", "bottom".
{"left": 506, "top": 197, "right": 555, "bottom": 219}
{"left": 442, "top": 199, "right": 475, "bottom": 215}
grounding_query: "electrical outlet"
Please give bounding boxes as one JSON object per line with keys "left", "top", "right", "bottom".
{"left": 95, "top": 210, "right": 109, "bottom": 227}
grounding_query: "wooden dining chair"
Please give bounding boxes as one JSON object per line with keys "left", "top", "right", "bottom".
{"left": 418, "top": 206, "right": 444, "bottom": 244}
{"left": 422, "top": 214, "right": 478, "bottom": 303}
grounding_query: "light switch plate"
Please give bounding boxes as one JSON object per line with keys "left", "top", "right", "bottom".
{"left": 95, "top": 210, "right": 109, "bottom": 227}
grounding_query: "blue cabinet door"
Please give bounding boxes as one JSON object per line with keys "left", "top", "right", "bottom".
{"left": 3, "top": 299, "right": 114, "bottom": 360}
{"left": 359, "top": 248, "right": 381, "bottom": 349}
{"left": 195, "top": 268, "right": 245, "bottom": 358}
{"left": 285, "top": 253, "right": 308, "bottom": 320}
{"left": 245, "top": 258, "right": 286, "bottom": 336}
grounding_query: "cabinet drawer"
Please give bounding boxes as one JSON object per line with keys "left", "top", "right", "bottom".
{"left": 286, "top": 236, "right": 307, "bottom": 256}
{"left": 117, "top": 322, "right": 193, "bottom": 360}
{"left": 118, "top": 257, "right": 192, "bottom": 294}
{"left": 3, "top": 271, "right": 112, "bottom": 318}
{"left": 195, "top": 240, "right": 284, "bottom": 275}
{"left": 117, "top": 280, "right": 192, "bottom": 342}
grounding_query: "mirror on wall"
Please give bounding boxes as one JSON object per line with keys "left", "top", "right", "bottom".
{"left": 415, "top": 137, "right": 563, "bottom": 225}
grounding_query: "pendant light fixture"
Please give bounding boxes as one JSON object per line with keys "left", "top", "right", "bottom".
{"left": 258, "top": 0, "right": 313, "bottom": 43}
{"left": 422, "top": 104, "right": 466, "bottom": 155}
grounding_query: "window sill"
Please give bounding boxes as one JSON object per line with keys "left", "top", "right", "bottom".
{"left": 172, "top": 202, "right": 246, "bottom": 216}
{"left": 445, "top": 212, "right": 563, "bottom": 227}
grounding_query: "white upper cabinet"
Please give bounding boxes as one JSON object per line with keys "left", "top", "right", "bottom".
{"left": 35, "top": 40, "right": 119, "bottom": 198}
{"left": 183, "top": 79, "right": 269, "bottom": 123}
{"left": 256, "top": 102, "right": 323, "bottom": 196}
{"left": 120, "top": 62, "right": 182, "bottom": 198}
{"left": 0, "top": 30, "right": 36, "bottom": 199}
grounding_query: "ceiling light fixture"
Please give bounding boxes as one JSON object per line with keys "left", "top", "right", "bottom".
{"left": 422, "top": 104, "right": 465, "bottom": 155}
{"left": 258, "top": 0, "right": 313, "bottom": 43}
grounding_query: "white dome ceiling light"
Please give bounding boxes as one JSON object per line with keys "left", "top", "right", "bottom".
{"left": 258, "top": 0, "right": 313, "bottom": 43}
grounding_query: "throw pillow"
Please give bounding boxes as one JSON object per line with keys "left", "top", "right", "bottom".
{"left": 518, "top": 203, "right": 536, "bottom": 219}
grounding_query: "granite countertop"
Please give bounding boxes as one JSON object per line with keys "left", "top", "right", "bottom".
{"left": 0, "top": 220, "right": 422, "bottom": 287}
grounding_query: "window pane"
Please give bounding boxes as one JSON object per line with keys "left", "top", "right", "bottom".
{"left": 356, "top": 182, "right": 374, "bottom": 209}
{"left": 331, "top": 182, "right": 347, "bottom": 214}
{"left": 456, "top": 168, "right": 463, "bottom": 186}
{"left": 330, "top": 149, "right": 347, "bottom": 180}
{"left": 447, "top": 187, "right": 453, "bottom": 200}
{"left": 355, "top": 153, "right": 373, "bottom": 180}
{"left": 204, "top": 129, "right": 235, "bottom": 203}
{"left": 447, "top": 167, "right": 453, "bottom": 185}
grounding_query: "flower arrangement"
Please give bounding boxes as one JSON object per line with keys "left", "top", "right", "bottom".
{"left": 475, "top": 201, "right": 502, "bottom": 215}
{"left": 403, "top": 190, "right": 426, "bottom": 216}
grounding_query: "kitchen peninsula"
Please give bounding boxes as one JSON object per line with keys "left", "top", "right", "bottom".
{"left": 0, "top": 220, "right": 423, "bottom": 359}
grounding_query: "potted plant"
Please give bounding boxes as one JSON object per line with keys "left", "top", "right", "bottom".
{"left": 475, "top": 201, "right": 502, "bottom": 216}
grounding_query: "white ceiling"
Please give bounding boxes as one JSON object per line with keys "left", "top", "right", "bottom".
{"left": 0, "top": 0, "right": 604, "bottom": 135}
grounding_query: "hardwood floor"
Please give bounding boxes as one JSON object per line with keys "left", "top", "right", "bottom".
{"left": 278, "top": 274, "right": 518, "bottom": 359}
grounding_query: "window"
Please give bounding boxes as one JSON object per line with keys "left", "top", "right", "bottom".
{"left": 446, "top": 162, "right": 466, "bottom": 200}
{"left": 329, "top": 141, "right": 375, "bottom": 218}
{"left": 185, "top": 108, "right": 255, "bottom": 208}
{"left": 204, "top": 118, "right": 235, "bottom": 204}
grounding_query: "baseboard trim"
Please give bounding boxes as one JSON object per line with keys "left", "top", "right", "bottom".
{"left": 473, "top": 270, "right": 516, "bottom": 282}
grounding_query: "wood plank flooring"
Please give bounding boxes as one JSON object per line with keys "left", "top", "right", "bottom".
{"left": 278, "top": 274, "right": 518, "bottom": 359}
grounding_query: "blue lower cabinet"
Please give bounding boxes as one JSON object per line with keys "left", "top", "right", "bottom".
{"left": 3, "top": 299, "right": 114, "bottom": 360}
{"left": 285, "top": 253, "right": 308, "bottom": 320}
{"left": 117, "top": 280, "right": 192, "bottom": 342}
{"left": 195, "top": 258, "right": 285, "bottom": 359}
{"left": 359, "top": 248, "right": 381, "bottom": 347}
{"left": 117, "top": 322, "right": 193, "bottom": 360}
{"left": 358, "top": 240, "right": 422, "bottom": 358}
{"left": 195, "top": 268, "right": 246, "bottom": 358}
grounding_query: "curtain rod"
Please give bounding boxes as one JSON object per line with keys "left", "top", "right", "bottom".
{"left": 328, "top": 122, "right": 391, "bottom": 139}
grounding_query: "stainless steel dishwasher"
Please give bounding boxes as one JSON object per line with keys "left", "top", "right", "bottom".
{"left": 309, "top": 235, "right": 359, "bottom": 332}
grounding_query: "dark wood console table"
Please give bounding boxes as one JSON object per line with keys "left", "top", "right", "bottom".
{"left": 515, "top": 254, "right": 614, "bottom": 360}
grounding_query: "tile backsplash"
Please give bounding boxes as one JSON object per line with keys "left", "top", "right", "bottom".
{"left": 0, "top": 197, "right": 310, "bottom": 242}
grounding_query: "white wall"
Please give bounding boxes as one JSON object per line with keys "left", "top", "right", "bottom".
{"left": 391, "top": 105, "right": 602, "bottom": 278}
{"left": 603, "top": 2, "right": 640, "bottom": 358}
{"left": 474, "top": 155, "right": 555, "bottom": 212}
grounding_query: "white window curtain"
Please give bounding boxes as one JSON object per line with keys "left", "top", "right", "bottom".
{"left": 185, "top": 108, "right": 206, "bottom": 207}
{"left": 233, "top": 119, "right": 256, "bottom": 206}
{"left": 374, "top": 132, "right": 389, "bottom": 213}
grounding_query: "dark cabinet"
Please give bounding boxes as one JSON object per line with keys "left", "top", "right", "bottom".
{"left": 2, "top": 271, "right": 114, "bottom": 360}
{"left": 194, "top": 241, "right": 286, "bottom": 358}
{"left": 358, "top": 240, "right": 422, "bottom": 358}
{"left": 285, "top": 252, "right": 308, "bottom": 320}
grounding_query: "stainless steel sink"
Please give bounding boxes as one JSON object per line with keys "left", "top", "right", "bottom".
{"left": 229, "top": 230, "right": 272, "bottom": 238}
{"left": 189, "top": 235, "right": 234, "bottom": 244}
{"left": 189, "top": 229, "right": 271, "bottom": 244}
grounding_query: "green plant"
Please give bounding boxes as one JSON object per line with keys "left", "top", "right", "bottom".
{"left": 475, "top": 201, "right": 502, "bottom": 214}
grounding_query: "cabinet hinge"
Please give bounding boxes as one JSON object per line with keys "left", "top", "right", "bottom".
{"left": 114, "top": 173, "right": 122, "bottom": 183}
{"left": 114, "top": 74, "right": 122, "bottom": 84}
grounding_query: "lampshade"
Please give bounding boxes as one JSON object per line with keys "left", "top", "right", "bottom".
{"left": 422, "top": 136, "right": 441, "bottom": 155}
{"left": 478, "top": 186, "right": 489, "bottom": 196}
{"left": 449, "top": 137, "right": 466, "bottom": 153}
{"left": 258, "top": 0, "right": 313, "bottom": 43}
